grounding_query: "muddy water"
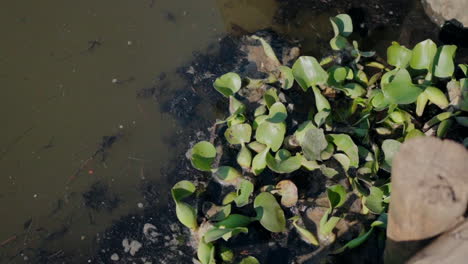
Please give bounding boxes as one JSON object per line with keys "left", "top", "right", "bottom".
{"left": 0, "top": 0, "right": 444, "bottom": 262}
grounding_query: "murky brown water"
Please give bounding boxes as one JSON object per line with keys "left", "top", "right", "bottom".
{"left": 0, "top": 0, "right": 451, "bottom": 262}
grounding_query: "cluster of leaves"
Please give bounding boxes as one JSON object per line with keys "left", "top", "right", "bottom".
{"left": 172, "top": 14, "right": 467, "bottom": 264}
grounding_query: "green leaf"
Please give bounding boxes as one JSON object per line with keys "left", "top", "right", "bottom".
{"left": 253, "top": 115, "right": 268, "bottom": 130}
{"left": 171, "top": 180, "right": 196, "bottom": 202}
{"left": 409, "top": 39, "right": 437, "bottom": 71}
{"left": 275, "top": 180, "right": 299, "bottom": 207}
{"left": 381, "top": 139, "right": 401, "bottom": 168}
{"left": 204, "top": 227, "right": 248, "bottom": 243}
{"left": 342, "top": 83, "right": 366, "bottom": 98}
{"left": 264, "top": 88, "right": 279, "bottom": 109}
{"left": 256, "top": 121, "right": 286, "bottom": 152}
{"left": 225, "top": 123, "right": 252, "bottom": 145}
{"left": 433, "top": 45, "right": 457, "bottom": 78}
{"left": 214, "top": 72, "right": 242, "bottom": 97}
{"left": 252, "top": 146, "right": 270, "bottom": 175}
{"left": 266, "top": 152, "right": 302, "bottom": 173}
{"left": 204, "top": 203, "right": 231, "bottom": 221}
{"left": 301, "top": 127, "right": 328, "bottom": 161}
{"left": 191, "top": 141, "right": 217, "bottom": 171}
{"left": 198, "top": 239, "right": 215, "bottom": 264}
{"left": 321, "top": 142, "right": 335, "bottom": 160}
{"left": 459, "top": 64, "right": 468, "bottom": 76}
{"left": 333, "top": 228, "right": 374, "bottom": 253}
{"left": 328, "top": 134, "right": 359, "bottom": 168}
{"left": 219, "top": 247, "right": 234, "bottom": 262}
{"left": 405, "top": 129, "right": 425, "bottom": 140}
{"left": 291, "top": 216, "right": 319, "bottom": 246}
{"left": 416, "top": 92, "right": 429, "bottom": 117}
{"left": 254, "top": 192, "right": 286, "bottom": 232}
{"left": 252, "top": 35, "right": 280, "bottom": 64}
{"left": 382, "top": 69, "right": 423, "bottom": 104}
{"left": 328, "top": 66, "right": 349, "bottom": 84}
{"left": 215, "top": 214, "right": 252, "bottom": 228}
{"left": 176, "top": 202, "right": 198, "bottom": 229}
{"left": 365, "top": 186, "right": 384, "bottom": 214}
{"left": 213, "top": 166, "right": 243, "bottom": 185}
{"left": 229, "top": 96, "right": 246, "bottom": 115}
{"left": 222, "top": 192, "right": 238, "bottom": 205}
{"left": 333, "top": 153, "right": 351, "bottom": 172}
{"left": 320, "top": 165, "right": 339, "bottom": 178}
{"left": 234, "top": 180, "right": 254, "bottom": 207}
{"left": 387, "top": 41, "right": 412, "bottom": 68}
{"left": 320, "top": 214, "right": 341, "bottom": 235}
{"left": 327, "top": 184, "right": 347, "bottom": 209}
{"left": 330, "top": 35, "right": 349, "bottom": 51}
{"left": 312, "top": 86, "right": 331, "bottom": 126}
{"left": 267, "top": 102, "right": 288, "bottom": 123}
{"left": 330, "top": 14, "right": 353, "bottom": 37}
{"left": 456, "top": 116, "right": 468, "bottom": 127}
{"left": 292, "top": 56, "right": 328, "bottom": 91}
{"left": 437, "top": 119, "right": 453, "bottom": 138}
{"left": 237, "top": 144, "right": 252, "bottom": 169}
{"left": 278, "top": 66, "right": 294, "bottom": 89}
{"left": 247, "top": 141, "right": 267, "bottom": 153}
{"left": 424, "top": 111, "right": 454, "bottom": 128}
{"left": 371, "top": 90, "right": 390, "bottom": 110}
{"left": 424, "top": 86, "right": 449, "bottom": 109}
{"left": 239, "top": 256, "right": 260, "bottom": 264}
{"left": 254, "top": 105, "right": 267, "bottom": 117}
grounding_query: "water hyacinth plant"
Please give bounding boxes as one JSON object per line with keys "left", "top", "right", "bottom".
{"left": 173, "top": 13, "right": 467, "bottom": 263}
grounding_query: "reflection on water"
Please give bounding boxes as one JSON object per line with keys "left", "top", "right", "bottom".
{"left": 0, "top": 0, "right": 447, "bottom": 262}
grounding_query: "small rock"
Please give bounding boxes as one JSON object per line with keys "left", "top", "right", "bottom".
{"left": 110, "top": 253, "right": 119, "bottom": 261}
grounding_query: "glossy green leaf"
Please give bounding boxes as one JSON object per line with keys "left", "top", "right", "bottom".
{"left": 416, "top": 92, "right": 429, "bottom": 116}
{"left": 266, "top": 152, "right": 302, "bottom": 173}
{"left": 264, "top": 88, "right": 279, "bottom": 108}
{"left": 239, "top": 256, "right": 260, "bottom": 264}
{"left": 171, "top": 180, "right": 196, "bottom": 202}
{"left": 387, "top": 41, "right": 412, "bottom": 68}
{"left": 330, "top": 35, "right": 349, "bottom": 51}
{"left": 291, "top": 216, "right": 319, "bottom": 246}
{"left": 191, "top": 141, "right": 217, "bottom": 171}
{"left": 330, "top": 14, "right": 353, "bottom": 37}
{"left": 214, "top": 166, "right": 242, "bottom": 185}
{"left": 267, "top": 102, "right": 287, "bottom": 123}
{"left": 312, "top": 86, "right": 331, "bottom": 126}
{"left": 214, "top": 72, "right": 242, "bottom": 97}
{"left": 459, "top": 64, "right": 468, "bottom": 76}
{"left": 329, "top": 66, "right": 348, "bottom": 84}
{"left": 237, "top": 144, "right": 252, "bottom": 169}
{"left": 252, "top": 146, "right": 270, "bottom": 175}
{"left": 254, "top": 192, "right": 286, "bottom": 232}
{"left": 409, "top": 39, "right": 437, "bottom": 70}
{"left": 333, "top": 153, "right": 350, "bottom": 172}
{"left": 204, "top": 203, "right": 231, "bottom": 221}
{"left": 278, "top": 65, "right": 294, "bottom": 89}
{"left": 382, "top": 69, "right": 423, "bottom": 104}
{"left": 198, "top": 239, "right": 215, "bottom": 264}
{"left": 424, "top": 86, "right": 449, "bottom": 109}
{"left": 234, "top": 180, "right": 254, "bottom": 207}
{"left": 222, "top": 192, "right": 238, "bottom": 205}
{"left": 215, "top": 214, "right": 251, "bottom": 228}
{"left": 342, "top": 83, "right": 366, "bottom": 98}
{"left": 320, "top": 214, "right": 341, "bottom": 235}
{"left": 176, "top": 202, "right": 198, "bottom": 229}
{"left": 204, "top": 226, "right": 248, "bottom": 243}
{"left": 225, "top": 123, "right": 252, "bottom": 145}
{"left": 327, "top": 184, "right": 347, "bottom": 209}
{"left": 256, "top": 121, "right": 286, "bottom": 152}
{"left": 328, "top": 134, "right": 359, "bottom": 168}
{"left": 292, "top": 56, "right": 328, "bottom": 91}
{"left": 229, "top": 96, "right": 246, "bottom": 115}
{"left": 275, "top": 180, "right": 299, "bottom": 207}
{"left": 365, "top": 186, "right": 384, "bottom": 214}
{"left": 433, "top": 45, "right": 457, "bottom": 78}
{"left": 333, "top": 227, "right": 374, "bottom": 253}
{"left": 301, "top": 127, "right": 328, "bottom": 161}
{"left": 437, "top": 119, "right": 453, "bottom": 138}
{"left": 424, "top": 111, "right": 454, "bottom": 128}
{"left": 247, "top": 141, "right": 267, "bottom": 153}
{"left": 382, "top": 139, "right": 401, "bottom": 168}
{"left": 371, "top": 90, "right": 390, "bottom": 110}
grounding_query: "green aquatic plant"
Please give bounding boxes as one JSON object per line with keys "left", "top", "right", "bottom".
{"left": 172, "top": 13, "right": 467, "bottom": 263}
